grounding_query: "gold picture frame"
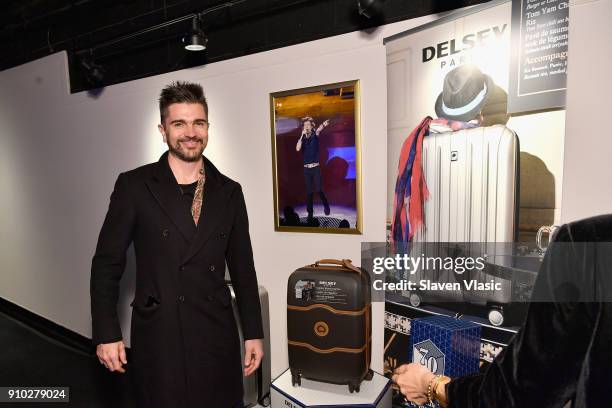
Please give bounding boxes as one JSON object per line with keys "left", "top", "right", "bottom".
{"left": 270, "top": 80, "right": 362, "bottom": 234}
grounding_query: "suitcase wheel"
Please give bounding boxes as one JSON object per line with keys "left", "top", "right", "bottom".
{"left": 258, "top": 394, "right": 271, "bottom": 407}
{"left": 348, "top": 381, "right": 360, "bottom": 393}
{"left": 409, "top": 292, "right": 421, "bottom": 307}
{"left": 364, "top": 369, "right": 374, "bottom": 381}
{"left": 291, "top": 371, "right": 301, "bottom": 387}
{"left": 488, "top": 307, "right": 504, "bottom": 326}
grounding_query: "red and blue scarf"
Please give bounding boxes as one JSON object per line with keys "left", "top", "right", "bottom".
{"left": 391, "top": 117, "right": 478, "bottom": 242}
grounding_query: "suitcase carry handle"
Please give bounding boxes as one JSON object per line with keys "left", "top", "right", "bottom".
{"left": 314, "top": 259, "right": 348, "bottom": 267}
{"left": 313, "top": 259, "right": 361, "bottom": 274}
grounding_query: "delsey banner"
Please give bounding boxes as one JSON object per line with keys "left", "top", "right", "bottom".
{"left": 384, "top": 0, "right": 565, "bottom": 243}
{"left": 384, "top": 1, "right": 516, "bottom": 238}
{"left": 420, "top": 24, "right": 509, "bottom": 67}
{"left": 385, "top": 2, "right": 513, "bottom": 129}
{"left": 382, "top": 0, "right": 567, "bottom": 386}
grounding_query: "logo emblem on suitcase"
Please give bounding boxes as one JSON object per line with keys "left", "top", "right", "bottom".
{"left": 313, "top": 321, "right": 329, "bottom": 337}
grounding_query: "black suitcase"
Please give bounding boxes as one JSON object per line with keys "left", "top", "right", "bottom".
{"left": 287, "top": 259, "right": 373, "bottom": 393}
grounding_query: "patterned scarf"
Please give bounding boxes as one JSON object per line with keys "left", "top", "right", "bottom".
{"left": 391, "top": 117, "right": 479, "bottom": 242}
{"left": 191, "top": 165, "right": 205, "bottom": 226}
{"left": 392, "top": 117, "right": 432, "bottom": 242}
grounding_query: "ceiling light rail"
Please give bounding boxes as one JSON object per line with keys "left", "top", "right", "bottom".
{"left": 74, "top": 0, "right": 246, "bottom": 56}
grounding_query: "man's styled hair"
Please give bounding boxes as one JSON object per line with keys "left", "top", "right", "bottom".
{"left": 159, "top": 81, "right": 208, "bottom": 124}
{"left": 302, "top": 116, "right": 315, "bottom": 128}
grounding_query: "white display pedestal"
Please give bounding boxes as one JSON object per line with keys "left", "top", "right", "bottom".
{"left": 270, "top": 369, "right": 392, "bottom": 408}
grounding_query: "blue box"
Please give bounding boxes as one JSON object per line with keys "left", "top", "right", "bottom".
{"left": 409, "top": 315, "right": 481, "bottom": 377}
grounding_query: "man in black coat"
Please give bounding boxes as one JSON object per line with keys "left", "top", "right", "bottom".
{"left": 91, "top": 81, "right": 264, "bottom": 408}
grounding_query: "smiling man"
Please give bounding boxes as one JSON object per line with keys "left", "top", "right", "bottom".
{"left": 91, "top": 81, "right": 264, "bottom": 408}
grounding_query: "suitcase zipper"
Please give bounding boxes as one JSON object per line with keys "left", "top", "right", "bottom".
{"left": 287, "top": 339, "right": 370, "bottom": 354}
{"left": 287, "top": 303, "right": 367, "bottom": 315}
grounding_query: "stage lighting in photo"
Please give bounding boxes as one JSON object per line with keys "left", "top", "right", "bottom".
{"left": 327, "top": 146, "right": 357, "bottom": 179}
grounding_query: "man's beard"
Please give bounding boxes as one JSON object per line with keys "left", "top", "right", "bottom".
{"left": 168, "top": 137, "right": 205, "bottom": 162}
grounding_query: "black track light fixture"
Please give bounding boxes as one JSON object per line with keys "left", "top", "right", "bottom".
{"left": 79, "top": 54, "right": 105, "bottom": 87}
{"left": 183, "top": 16, "right": 208, "bottom": 51}
{"left": 357, "top": 0, "right": 385, "bottom": 19}
{"left": 73, "top": 1, "right": 245, "bottom": 61}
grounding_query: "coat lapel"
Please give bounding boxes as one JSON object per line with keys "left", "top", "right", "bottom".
{"left": 181, "top": 158, "right": 230, "bottom": 263}
{"left": 146, "top": 152, "right": 197, "bottom": 242}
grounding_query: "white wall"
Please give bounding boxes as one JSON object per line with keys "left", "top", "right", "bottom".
{"left": 560, "top": 0, "right": 612, "bottom": 223}
{"left": 0, "top": 15, "right": 442, "bottom": 378}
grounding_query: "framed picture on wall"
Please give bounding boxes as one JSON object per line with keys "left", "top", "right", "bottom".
{"left": 270, "top": 80, "right": 362, "bottom": 234}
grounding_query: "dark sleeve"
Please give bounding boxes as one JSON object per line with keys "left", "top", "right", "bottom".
{"left": 226, "top": 185, "right": 264, "bottom": 340}
{"left": 448, "top": 224, "right": 596, "bottom": 408}
{"left": 90, "top": 173, "right": 136, "bottom": 345}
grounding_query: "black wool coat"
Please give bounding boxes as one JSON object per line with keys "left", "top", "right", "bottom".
{"left": 91, "top": 151, "right": 264, "bottom": 408}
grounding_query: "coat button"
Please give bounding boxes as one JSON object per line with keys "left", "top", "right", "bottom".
{"left": 209, "top": 265, "right": 215, "bottom": 271}
{"left": 207, "top": 295, "right": 214, "bottom": 301}
{"left": 178, "top": 295, "right": 185, "bottom": 302}
{"left": 162, "top": 228, "right": 169, "bottom": 237}
{"left": 180, "top": 265, "right": 185, "bottom": 271}
{"left": 220, "top": 232, "right": 227, "bottom": 239}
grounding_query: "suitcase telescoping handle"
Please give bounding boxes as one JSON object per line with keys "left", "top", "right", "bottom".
{"left": 313, "top": 259, "right": 362, "bottom": 274}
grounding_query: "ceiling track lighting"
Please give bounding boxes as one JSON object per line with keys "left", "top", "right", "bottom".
{"left": 357, "top": 0, "right": 385, "bottom": 19}
{"left": 79, "top": 52, "right": 106, "bottom": 86}
{"left": 183, "top": 16, "right": 208, "bottom": 51}
{"left": 73, "top": 0, "right": 245, "bottom": 58}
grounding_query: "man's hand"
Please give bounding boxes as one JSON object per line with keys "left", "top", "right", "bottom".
{"left": 316, "top": 119, "right": 330, "bottom": 135}
{"left": 96, "top": 340, "right": 127, "bottom": 373}
{"left": 243, "top": 339, "right": 264, "bottom": 377}
{"left": 391, "top": 363, "right": 434, "bottom": 405}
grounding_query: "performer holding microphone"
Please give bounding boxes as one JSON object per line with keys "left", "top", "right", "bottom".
{"left": 295, "top": 116, "right": 331, "bottom": 220}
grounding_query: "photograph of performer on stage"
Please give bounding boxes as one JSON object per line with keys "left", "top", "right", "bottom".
{"left": 271, "top": 80, "right": 361, "bottom": 233}
{"left": 296, "top": 116, "right": 331, "bottom": 221}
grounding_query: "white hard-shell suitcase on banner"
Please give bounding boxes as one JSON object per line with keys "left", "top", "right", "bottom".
{"left": 415, "top": 124, "right": 519, "bottom": 243}
{"left": 228, "top": 283, "right": 272, "bottom": 407}
{"left": 405, "top": 125, "right": 520, "bottom": 326}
